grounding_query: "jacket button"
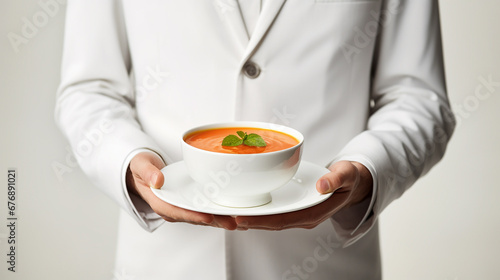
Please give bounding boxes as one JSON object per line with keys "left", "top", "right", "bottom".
{"left": 243, "top": 62, "right": 261, "bottom": 79}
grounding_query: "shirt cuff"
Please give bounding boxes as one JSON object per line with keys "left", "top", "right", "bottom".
{"left": 328, "top": 154, "right": 378, "bottom": 247}
{"left": 121, "top": 148, "right": 167, "bottom": 232}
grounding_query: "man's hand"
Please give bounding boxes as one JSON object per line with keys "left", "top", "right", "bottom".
{"left": 234, "top": 161, "right": 373, "bottom": 230}
{"left": 126, "top": 152, "right": 237, "bottom": 230}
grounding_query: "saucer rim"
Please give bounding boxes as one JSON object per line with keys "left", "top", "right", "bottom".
{"left": 151, "top": 160, "right": 332, "bottom": 216}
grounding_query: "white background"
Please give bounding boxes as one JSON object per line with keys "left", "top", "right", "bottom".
{"left": 0, "top": 1, "right": 499, "bottom": 279}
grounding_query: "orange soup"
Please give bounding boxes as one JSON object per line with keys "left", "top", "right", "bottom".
{"left": 184, "top": 127, "right": 299, "bottom": 154}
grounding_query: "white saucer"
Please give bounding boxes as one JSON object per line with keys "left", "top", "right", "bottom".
{"left": 151, "top": 161, "right": 332, "bottom": 216}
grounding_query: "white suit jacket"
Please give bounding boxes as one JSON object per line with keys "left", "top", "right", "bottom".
{"left": 56, "top": 0, "right": 455, "bottom": 279}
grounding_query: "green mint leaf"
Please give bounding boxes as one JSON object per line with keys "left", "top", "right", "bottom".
{"left": 244, "top": 133, "right": 267, "bottom": 147}
{"left": 237, "top": 131, "right": 247, "bottom": 140}
{"left": 222, "top": 135, "right": 243, "bottom": 146}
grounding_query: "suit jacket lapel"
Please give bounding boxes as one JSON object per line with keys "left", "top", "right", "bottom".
{"left": 214, "top": 0, "right": 287, "bottom": 64}
{"left": 214, "top": 0, "right": 249, "bottom": 53}
{"left": 240, "top": 0, "right": 287, "bottom": 64}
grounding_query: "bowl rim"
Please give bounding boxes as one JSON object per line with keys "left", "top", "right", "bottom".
{"left": 182, "top": 121, "right": 304, "bottom": 156}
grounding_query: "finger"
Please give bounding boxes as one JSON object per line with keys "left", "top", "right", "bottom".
{"left": 235, "top": 192, "right": 350, "bottom": 230}
{"left": 236, "top": 213, "right": 318, "bottom": 231}
{"left": 316, "top": 161, "right": 358, "bottom": 194}
{"left": 213, "top": 215, "right": 238, "bottom": 230}
{"left": 149, "top": 196, "right": 237, "bottom": 230}
{"left": 130, "top": 152, "right": 166, "bottom": 189}
{"left": 151, "top": 196, "right": 215, "bottom": 225}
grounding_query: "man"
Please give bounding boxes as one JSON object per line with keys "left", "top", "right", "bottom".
{"left": 56, "top": 0, "right": 454, "bottom": 279}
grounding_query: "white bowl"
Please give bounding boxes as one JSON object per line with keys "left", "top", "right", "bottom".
{"left": 181, "top": 122, "right": 304, "bottom": 207}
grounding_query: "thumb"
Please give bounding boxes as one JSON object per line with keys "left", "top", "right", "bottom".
{"left": 147, "top": 166, "right": 164, "bottom": 189}
{"left": 316, "top": 177, "right": 333, "bottom": 194}
{"left": 316, "top": 161, "right": 356, "bottom": 194}
{"left": 130, "top": 152, "right": 166, "bottom": 189}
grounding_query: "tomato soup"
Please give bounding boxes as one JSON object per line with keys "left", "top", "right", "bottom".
{"left": 184, "top": 127, "right": 299, "bottom": 154}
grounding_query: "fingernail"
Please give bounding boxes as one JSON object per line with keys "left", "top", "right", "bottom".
{"left": 238, "top": 220, "right": 248, "bottom": 227}
{"left": 319, "top": 179, "right": 331, "bottom": 193}
{"left": 150, "top": 173, "right": 158, "bottom": 188}
{"left": 204, "top": 216, "right": 215, "bottom": 225}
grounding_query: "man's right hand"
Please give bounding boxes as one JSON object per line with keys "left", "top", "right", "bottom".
{"left": 126, "top": 151, "right": 237, "bottom": 230}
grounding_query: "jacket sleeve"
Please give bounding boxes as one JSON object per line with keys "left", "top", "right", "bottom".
{"left": 329, "top": 0, "right": 455, "bottom": 246}
{"left": 55, "top": 0, "right": 167, "bottom": 231}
